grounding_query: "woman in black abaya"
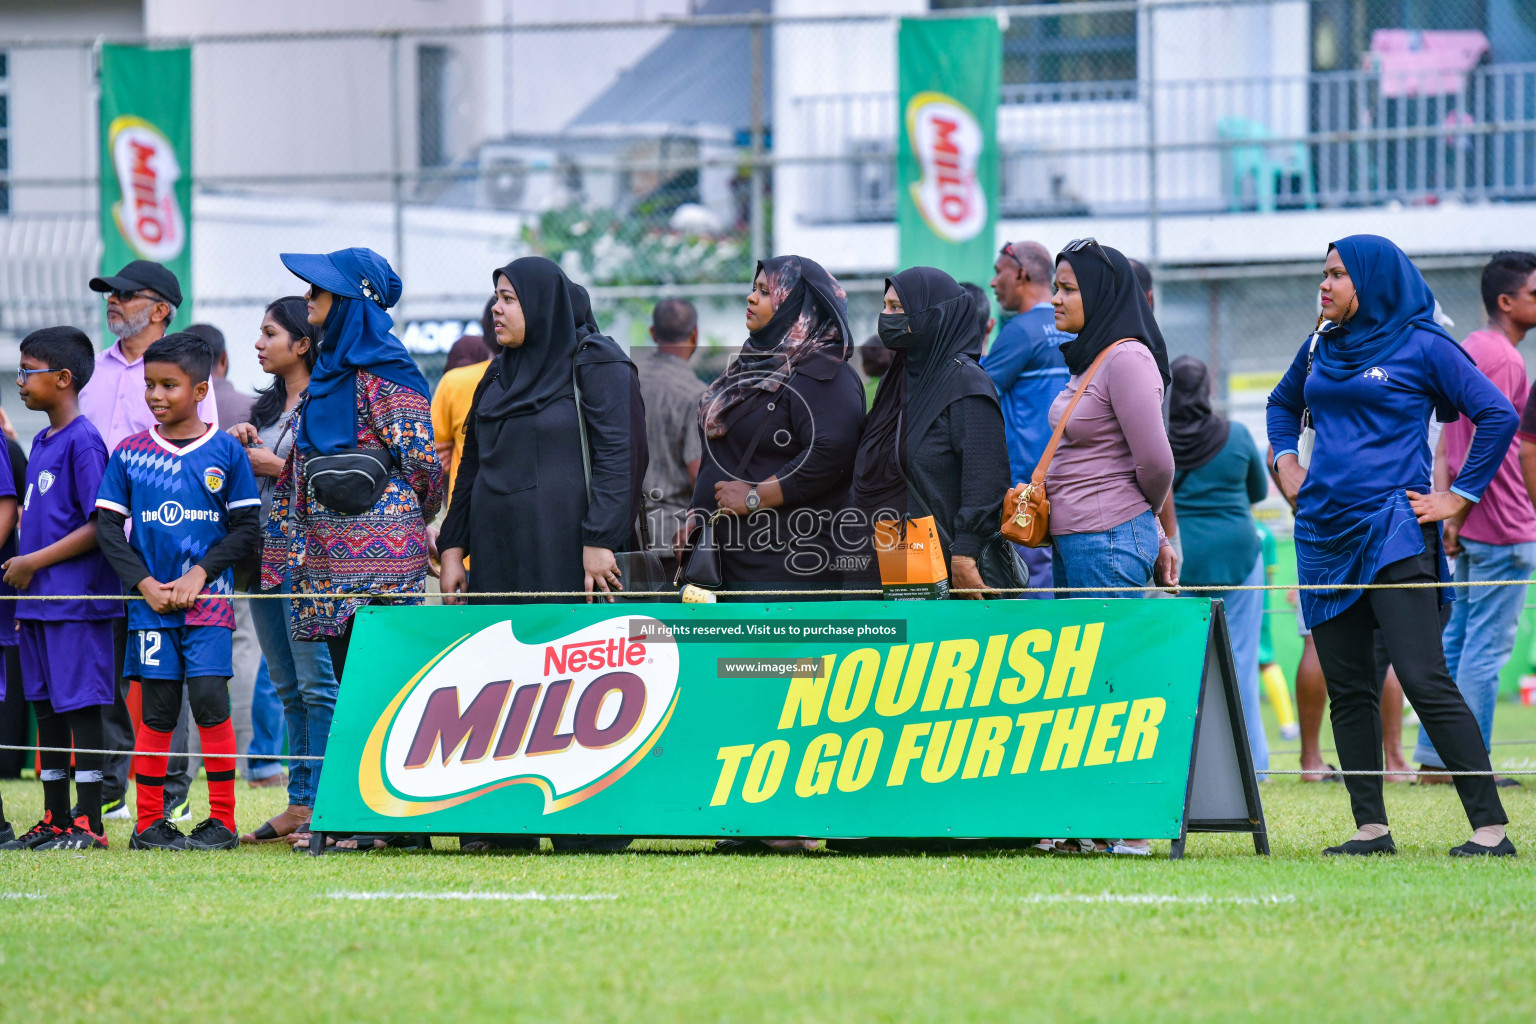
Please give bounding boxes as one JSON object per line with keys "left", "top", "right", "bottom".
{"left": 849, "top": 267, "right": 1010, "bottom": 596}
{"left": 438, "top": 257, "right": 645, "bottom": 603}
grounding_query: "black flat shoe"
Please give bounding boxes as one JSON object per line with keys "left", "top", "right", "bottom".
{"left": 1323, "top": 834, "right": 1396, "bottom": 856}
{"left": 1448, "top": 837, "right": 1517, "bottom": 857}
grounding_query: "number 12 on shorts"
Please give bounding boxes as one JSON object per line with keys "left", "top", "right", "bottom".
{"left": 138, "top": 630, "right": 162, "bottom": 667}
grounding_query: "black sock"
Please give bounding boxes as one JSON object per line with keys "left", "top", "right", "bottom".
{"left": 68, "top": 706, "right": 106, "bottom": 833}
{"left": 33, "top": 699, "right": 71, "bottom": 826}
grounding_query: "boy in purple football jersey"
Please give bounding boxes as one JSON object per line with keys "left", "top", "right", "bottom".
{"left": 95, "top": 333, "right": 260, "bottom": 851}
{"left": 0, "top": 414, "right": 17, "bottom": 845}
{"left": 0, "top": 327, "right": 121, "bottom": 851}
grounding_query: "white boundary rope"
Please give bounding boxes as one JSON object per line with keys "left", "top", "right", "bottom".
{"left": 0, "top": 743, "right": 320, "bottom": 760}
{"left": 2, "top": 744, "right": 1531, "bottom": 774}
{"left": 0, "top": 578, "right": 1533, "bottom": 600}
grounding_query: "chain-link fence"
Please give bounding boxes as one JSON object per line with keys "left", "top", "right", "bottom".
{"left": 0, "top": 0, "right": 1531, "bottom": 421}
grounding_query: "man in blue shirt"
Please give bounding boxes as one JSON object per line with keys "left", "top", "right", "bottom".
{"left": 984, "top": 240, "right": 1070, "bottom": 593}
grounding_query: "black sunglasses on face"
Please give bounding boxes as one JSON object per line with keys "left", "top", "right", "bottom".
{"left": 1061, "top": 236, "right": 1115, "bottom": 272}
{"left": 107, "top": 288, "right": 162, "bottom": 304}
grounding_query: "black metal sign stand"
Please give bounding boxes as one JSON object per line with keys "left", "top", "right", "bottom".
{"left": 1170, "top": 600, "right": 1270, "bottom": 858}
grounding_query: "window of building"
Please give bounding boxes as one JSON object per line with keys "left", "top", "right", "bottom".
{"left": 1311, "top": 0, "right": 1489, "bottom": 71}
{"left": 417, "top": 45, "right": 451, "bottom": 169}
{"left": 930, "top": 0, "right": 1138, "bottom": 86}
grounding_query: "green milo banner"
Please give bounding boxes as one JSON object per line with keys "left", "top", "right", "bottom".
{"left": 896, "top": 17, "right": 1001, "bottom": 282}
{"left": 98, "top": 45, "right": 192, "bottom": 314}
{"left": 313, "top": 599, "right": 1253, "bottom": 844}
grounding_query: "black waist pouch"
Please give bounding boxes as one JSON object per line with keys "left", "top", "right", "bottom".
{"left": 306, "top": 448, "right": 396, "bottom": 515}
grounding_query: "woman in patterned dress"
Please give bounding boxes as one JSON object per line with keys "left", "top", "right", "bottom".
{"left": 262, "top": 248, "right": 442, "bottom": 850}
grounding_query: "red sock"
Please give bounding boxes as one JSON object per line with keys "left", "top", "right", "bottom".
{"left": 132, "top": 725, "right": 173, "bottom": 832}
{"left": 198, "top": 718, "right": 237, "bottom": 831}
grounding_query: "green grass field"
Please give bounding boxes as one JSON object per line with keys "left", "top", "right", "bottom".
{"left": 2, "top": 704, "right": 1534, "bottom": 1023}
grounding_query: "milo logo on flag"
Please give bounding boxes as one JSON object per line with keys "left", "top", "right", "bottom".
{"left": 904, "top": 91, "right": 987, "bottom": 243}
{"left": 108, "top": 115, "right": 186, "bottom": 262}
{"left": 358, "top": 616, "right": 680, "bottom": 818}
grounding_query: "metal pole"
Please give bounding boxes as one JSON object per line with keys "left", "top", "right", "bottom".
{"left": 1142, "top": 0, "right": 1160, "bottom": 305}
{"left": 389, "top": 31, "right": 404, "bottom": 282}
{"left": 749, "top": 18, "right": 766, "bottom": 266}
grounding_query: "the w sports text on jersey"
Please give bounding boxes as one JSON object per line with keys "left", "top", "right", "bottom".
{"left": 94, "top": 425, "right": 260, "bottom": 631}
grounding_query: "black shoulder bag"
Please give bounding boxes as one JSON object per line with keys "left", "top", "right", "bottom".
{"left": 300, "top": 394, "right": 398, "bottom": 516}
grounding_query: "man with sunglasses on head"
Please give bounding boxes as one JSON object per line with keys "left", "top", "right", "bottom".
{"left": 985, "top": 240, "right": 1070, "bottom": 595}
{"left": 79, "top": 261, "right": 219, "bottom": 826}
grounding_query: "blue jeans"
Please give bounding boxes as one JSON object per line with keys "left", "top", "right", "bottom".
{"left": 1206, "top": 553, "right": 1269, "bottom": 774}
{"left": 250, "top": 574, "right": 338, "bottom": 807}
{"left": 246, "top": 656, "right": 286, "bottom": 780}
{"left": 1051, "top": 509, "right": 1158, "bottom": 599}
{"left": 1414, "top": 538, "right": 1536, "bottom": 768}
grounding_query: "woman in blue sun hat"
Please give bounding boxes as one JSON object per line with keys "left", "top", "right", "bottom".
{"left": 1267, "top": 234, "right": 1516, "bottom": 858}
{"left": 262, "top": 248, "right": 443, "bottom": 851}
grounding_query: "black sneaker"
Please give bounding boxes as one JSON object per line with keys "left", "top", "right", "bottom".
{"left": 1322, "top": 833, "right": 1397, "bottom": 856}
{"left": 1449, "top": 836, "right": 1518, "bottom": 857}
{"left": 185, "top": 818, "right": 239, "bottom": 851}
{"left": 130, "top": 820, "right": 189, "bottom": 851}
{"left": 0, "top": 818, "right": 67, "bottom": 850}
{"left": 37, "top": 823, "right": 109, "bottom": 851}
{"left": 0, "top": 822, "right": 12, "bottom": 845}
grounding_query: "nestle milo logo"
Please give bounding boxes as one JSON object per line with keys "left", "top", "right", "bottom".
{"left": 108, "top": 115, "right": 186, "bottom": 262}
{"left": 905, "top": 90, "right": 987, "bottom": 243}
{"left": 359, "top": 617, "right": 678, "bottom": 817}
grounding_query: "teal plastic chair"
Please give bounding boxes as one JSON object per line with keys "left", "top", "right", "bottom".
{"left": 1218, "top": 117, "right": 1316, "bottom": 212}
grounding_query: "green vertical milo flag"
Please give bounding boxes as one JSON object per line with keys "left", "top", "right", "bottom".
{"left": 896, "top": 17, "right": 1000, "bottom": 281}
{"left": 98, "top": 45, "right": 192, "bottom": 310}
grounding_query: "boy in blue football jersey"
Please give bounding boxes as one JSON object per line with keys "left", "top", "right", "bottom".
{"left": 95, "top": 333, "right": 260, "bottom": 851}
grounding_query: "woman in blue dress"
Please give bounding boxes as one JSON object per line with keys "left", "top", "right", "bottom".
{"left": 1267, "top": 235, "right": 1517, "bottom": 857}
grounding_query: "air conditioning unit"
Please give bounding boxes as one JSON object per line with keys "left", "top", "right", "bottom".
{"left": 476, "top": 144, "right": 560, "bottom": 211}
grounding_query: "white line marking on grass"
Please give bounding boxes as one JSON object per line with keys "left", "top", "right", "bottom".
{"left": 326, "top": 890, "right": 618, "bottom": 903}
{"left": 1023, "top": 893, "right": 1295, "bottom": 906}
{"left": 0, "top": 893, "right": 42, "bottom": 900}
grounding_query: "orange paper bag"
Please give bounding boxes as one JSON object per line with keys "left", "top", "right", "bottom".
{"left": 874, "top": 516, "right": 949, "bottom": 600}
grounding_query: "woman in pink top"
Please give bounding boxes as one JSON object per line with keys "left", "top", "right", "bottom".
{"left": 1046, "top": 239, "right": 1177, "bottom": 599}
{"left": 1033, "top": 239, "right": 1177, "bottom": 858}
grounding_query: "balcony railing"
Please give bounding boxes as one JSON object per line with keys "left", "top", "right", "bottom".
{"left": 791, "top": 61, "right": 1536, "bottom": 224}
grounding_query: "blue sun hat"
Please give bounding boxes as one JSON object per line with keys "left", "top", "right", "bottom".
{"left": 280, "top": 247, "right": 427, "bottom": 454}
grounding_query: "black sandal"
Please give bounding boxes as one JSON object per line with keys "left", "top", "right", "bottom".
{"left": 242, "top": 816, "right": 310, "bottom": 844}
{"left": 333, "top": 833, "right": 430, "bottom": 852}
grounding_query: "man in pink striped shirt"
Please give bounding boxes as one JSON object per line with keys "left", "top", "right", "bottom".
{"left": 1421, "top": 251, "right": 1536, "bottom": 783}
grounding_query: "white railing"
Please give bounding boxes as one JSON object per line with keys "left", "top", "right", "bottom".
{"left": 792, "top": 61, "right": 1536, "bottom": 224}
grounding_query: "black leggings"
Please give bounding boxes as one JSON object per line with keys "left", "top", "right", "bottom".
{"left": 34, "top": 700, "right": 105, "bottom": 783}
{"left": 1311, "top": 526, "right": 1506, "bottom": 830}
{"left": 141, "top": 676, "right": 230, "bottom": 732}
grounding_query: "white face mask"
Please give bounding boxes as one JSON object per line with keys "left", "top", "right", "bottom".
{"left": 108, "top": 304, "right": 152, "bottom": 340}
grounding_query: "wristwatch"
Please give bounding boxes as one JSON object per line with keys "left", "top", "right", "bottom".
{"left": 744, "top": 487, "right": 761, "bottom": 512}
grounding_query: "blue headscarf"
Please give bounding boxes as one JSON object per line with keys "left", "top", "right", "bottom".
{"left": 279, "top": 248, "right": 431, "bottom": 454}
{"left": 1315, "top": 234, "right": 1457, "bottom": 381}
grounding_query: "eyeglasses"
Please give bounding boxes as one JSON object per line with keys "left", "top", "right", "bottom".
{"left": 1061, "top": 236, "right": 1115, "bottom": 272}
{"left": 16, "top": 367, "right": 61, "bottom": 386}
{"left": 999, "top": 242, "right": 1025, "bottom": 273}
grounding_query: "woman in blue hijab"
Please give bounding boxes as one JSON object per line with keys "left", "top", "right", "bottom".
{"left": 1267, "top": 234, "right": 1517, "bottom": 857}
{"left": 263, "top": 248, "right": 443, "bottom": 687}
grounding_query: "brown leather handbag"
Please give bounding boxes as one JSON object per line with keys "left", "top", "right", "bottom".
{"left": 1001, "top": 340, "right": 1125, "bottom": 547}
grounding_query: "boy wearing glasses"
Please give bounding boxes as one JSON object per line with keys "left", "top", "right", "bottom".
{"left": 0, "top": 327, "right": 122, "bottom": 850}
